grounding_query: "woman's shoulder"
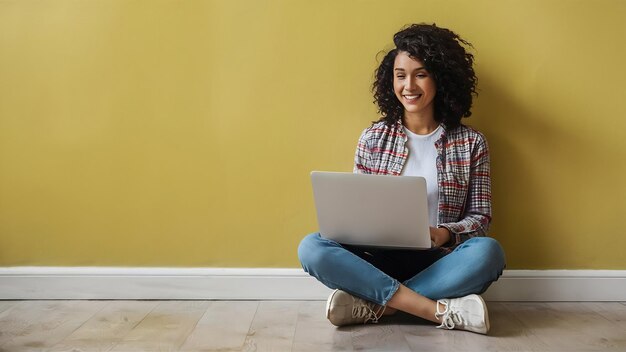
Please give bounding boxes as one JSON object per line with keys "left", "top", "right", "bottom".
{"left": 446, "top": 124, "right": 488, "bottom": 145}
{"left": 359, "top": 120, "right": 403, "bottom": 140}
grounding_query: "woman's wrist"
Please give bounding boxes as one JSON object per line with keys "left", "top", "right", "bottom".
{"left": 436, "top": 227, "right": 451, "bottom": 247}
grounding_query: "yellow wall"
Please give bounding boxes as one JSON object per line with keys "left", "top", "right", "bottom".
{"left": 1, "top": 0, "right": 625, "bottom": 269}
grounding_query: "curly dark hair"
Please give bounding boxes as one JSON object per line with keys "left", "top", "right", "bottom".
{"left": 372, "top": 23, "right": 478, "bottom": 129}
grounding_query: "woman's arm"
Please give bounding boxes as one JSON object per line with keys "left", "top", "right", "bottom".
{"left": 353, "top": 129, "right": 373, "bottom": 174}
{"left": 438, "top": 134, "right": 492, "bottom": 247}
{"left": 430, "top": 226, "right": 451, "bottom": 247}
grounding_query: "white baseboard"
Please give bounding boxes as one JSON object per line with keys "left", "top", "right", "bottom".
{"left": 0, "top": 267, "right": 624, "bottom": 301}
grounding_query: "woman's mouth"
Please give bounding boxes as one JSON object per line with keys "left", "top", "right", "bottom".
{"left": 403, "top": 94, "right": 422, "bottom": 103}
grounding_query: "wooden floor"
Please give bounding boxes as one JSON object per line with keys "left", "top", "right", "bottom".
{"left": 0, "top": 300, "right": 625, "bottom": 351}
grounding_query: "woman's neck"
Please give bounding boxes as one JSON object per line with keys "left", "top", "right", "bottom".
{"left": 402, "top": 112, "right": 439, "bottom": 135}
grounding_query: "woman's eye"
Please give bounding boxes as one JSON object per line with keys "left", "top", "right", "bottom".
{"left": 396, "top": 75, "right": 405, "bottom": 79}
{"left": 417, "top": 74, "right": 427, "bottom": 78}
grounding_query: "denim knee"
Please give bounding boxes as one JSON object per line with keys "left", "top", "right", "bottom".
{"left": 297, "top": 233, "right": 325, "bottom": 274}
{"left": 463, "top": 237, "right": 506, "bottom": 273}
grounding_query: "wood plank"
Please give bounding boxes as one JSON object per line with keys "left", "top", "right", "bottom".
{"left": 464, "top": 302, "right": 549, "bottom": 352}
{"left": 242, "top": 301, "right": 300, "bottom": 352}
{"left": 546, "top": 302, "right": 625, "bottom": 351}
{"left": 397, "top": 313, "right": 466, "bottom": 352}
{"left": 0, "top": 301, "right": 17, "bottom": 316}
{"left": 0, "top": 300, "right": 107, "bottom": 351}
{"left": 0, "top": 301, "right": 34, "bottom": 347}
{"left": 585, "top": 302, "right": 626, "bottom": 330}
{"left": 1, "top": 301, "right": 53, "bottom": 346}
{"left": 109, "top": 301, "right": 209, "bottom": 352}
{"left": 399, "top": 302, "right": 553, "bottom": 352}
{"left": 508, "top": 302, "right": 625, "bottom": 351}
{"left": 178, "top": 301, "right": 258, "bottom": 352}
{"left": 48, "top": 300, "right": 158, "bottom": 352}
{"left": 291, "top": 300, "right": 353, "bottom": 351}
{"left": 1, "top": 300, "right": 624, "bottom": 351}
{"left": 352, "top": 322, "right": 412, "bottom": 351}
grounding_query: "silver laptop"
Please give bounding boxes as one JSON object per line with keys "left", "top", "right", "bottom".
{"left": 310, "top": 171, "right": 432, "bottom": 249}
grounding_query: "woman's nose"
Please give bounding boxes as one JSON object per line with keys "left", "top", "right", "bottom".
{"left": 405, "top": 76, "right": 417, "bottom": 89}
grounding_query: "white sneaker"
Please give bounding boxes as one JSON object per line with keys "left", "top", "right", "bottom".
{"left": 325, "top": 289, "right": 386, "bottom": 327}
{"left": 435, "top": 294, "right": 490, "bottom": 334}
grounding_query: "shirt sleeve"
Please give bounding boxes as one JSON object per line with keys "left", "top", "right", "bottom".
{"left": 438, "top": 133, "right": 492, "bottom": 248}
{"left": 353, "top": 128, "right": 373, "bottom": 174}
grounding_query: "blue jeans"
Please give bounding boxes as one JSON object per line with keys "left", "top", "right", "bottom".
{"left": 298, "top": 233, "right": 506, "bottom": 306}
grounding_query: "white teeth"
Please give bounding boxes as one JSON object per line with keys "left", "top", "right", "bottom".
{"left": 404, "top": 95, "right": 421, "bottom": 99}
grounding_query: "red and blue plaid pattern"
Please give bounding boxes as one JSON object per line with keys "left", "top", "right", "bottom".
{"left": 353, "top": 120, "right": 492, "bottom": 252}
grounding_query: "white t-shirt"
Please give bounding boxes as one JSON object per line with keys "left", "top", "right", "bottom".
{"left": 401, "top": 125, "right": 443, "bottom": 227}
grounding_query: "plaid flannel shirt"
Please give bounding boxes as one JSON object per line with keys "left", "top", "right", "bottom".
{"left": 353, "top": 120, "right": 492, "bottom": 253}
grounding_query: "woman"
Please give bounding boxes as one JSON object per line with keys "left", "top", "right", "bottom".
{"left": 298, "top": 23, "right": 505, "bottom": 334}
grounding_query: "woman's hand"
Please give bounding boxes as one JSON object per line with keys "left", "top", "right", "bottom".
{"left": 429, "top": 227, "right": 451, "bottom": 247}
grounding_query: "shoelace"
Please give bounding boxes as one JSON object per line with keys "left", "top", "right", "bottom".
{"left": 352, "top": 298, "right": 385, "bottom": 324}
{"left": 435, "top": 299, "right": 465, "bottom": 330}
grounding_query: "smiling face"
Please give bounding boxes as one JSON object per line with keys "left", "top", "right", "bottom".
{"left": 393, "top": 51, "right": 437, "bottom": 121}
